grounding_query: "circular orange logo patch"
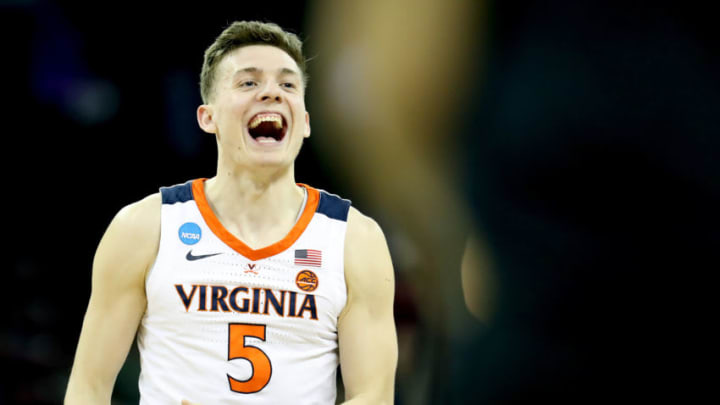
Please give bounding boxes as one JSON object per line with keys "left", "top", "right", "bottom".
{"left": 295, "top": 270, "right": 319, "bottom": 292}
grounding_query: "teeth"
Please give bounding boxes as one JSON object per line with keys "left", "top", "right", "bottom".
{"left": 249, "top": 114, "right": 283, "bottom": 129}
{"left": 256, "top": 137, "right": 278, "bottom": 144}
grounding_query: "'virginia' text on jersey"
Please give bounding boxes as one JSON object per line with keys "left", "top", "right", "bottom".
{"left": 175, "top": 284, "right": 318, "bottom": 320}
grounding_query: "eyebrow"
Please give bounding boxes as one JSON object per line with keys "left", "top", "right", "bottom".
{"left": 234, "top": 67, "right": 301, "bottom": 77}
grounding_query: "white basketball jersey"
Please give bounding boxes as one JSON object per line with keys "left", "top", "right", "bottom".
{"left": 137, "top": 179, "right": 350, "bottom": 404}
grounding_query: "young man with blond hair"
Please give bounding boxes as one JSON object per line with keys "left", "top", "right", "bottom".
{"left": 65, "top": 21, "right": 397, "bottom": 404}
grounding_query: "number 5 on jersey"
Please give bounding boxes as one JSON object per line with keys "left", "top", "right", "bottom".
{"left": 227, "top": 323, "right": 272, "bottom": 393}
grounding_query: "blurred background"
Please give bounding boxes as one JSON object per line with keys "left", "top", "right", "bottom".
{"left": 3, "top": 0, "right": 718, "bottom": 404}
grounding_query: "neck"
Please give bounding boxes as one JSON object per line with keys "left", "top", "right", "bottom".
{"left": 203, "top": 164, "right": 306, "bottom": 249}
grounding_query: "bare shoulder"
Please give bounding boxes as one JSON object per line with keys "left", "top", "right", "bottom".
{"left": 345, "top": 206, "right": 386, "bottom": 247}
{"left": 343, "top": 207, "right": 394, "bottom": 301}
{"left": 94, "top": 193, "right": 161, "bottom": 283}
{"left": 108, "top": 193, "right": 161, "bottom": 251}
{"left": 345, "top": 207, "right": 390, "bottom": 265}
{"left": 112, "top": 192, "right": 161, "bottom": 235}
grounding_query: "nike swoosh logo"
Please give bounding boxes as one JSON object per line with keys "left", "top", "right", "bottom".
{"left": 186, "top": 250, "right": 223, "bottom": 261}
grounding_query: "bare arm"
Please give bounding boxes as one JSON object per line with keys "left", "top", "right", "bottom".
{"left": 339, "top": 207, "right": 398, "bottom": 404}
{"left": 64, "top": 193, "right": 160, "bottom": 404}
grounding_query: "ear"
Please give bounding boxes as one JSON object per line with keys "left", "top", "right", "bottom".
{"left": 197, "top": 104, "right": 217, "bottom": 134}
{"left": 304, "top": 111, "right": 311, "bottom": 138}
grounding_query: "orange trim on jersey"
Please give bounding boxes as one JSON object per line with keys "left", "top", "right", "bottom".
{"left": 191, "top": 178, "right": 319, "bottom": 261}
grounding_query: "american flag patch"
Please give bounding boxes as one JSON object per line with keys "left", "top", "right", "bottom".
{"left": 295, "top": 249, "right": 322, "bottom": 267}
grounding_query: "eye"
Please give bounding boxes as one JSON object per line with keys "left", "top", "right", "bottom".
{"left": 238, "top": 80, "right": 257, "bottom": 88}
{"left": 280, "top": 82, "right": 296, "bottom": 89}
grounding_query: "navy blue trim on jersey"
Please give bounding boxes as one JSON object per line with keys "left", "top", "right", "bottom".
{"left": 316, "top": 191, "right": 351, "bottom": 222}
{"left": 161, "top": 181, "right": 195, "bottom": 205}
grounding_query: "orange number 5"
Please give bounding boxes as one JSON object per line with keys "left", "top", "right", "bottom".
{"left": 227, "top": 323, "right": 272, "bottom": 393}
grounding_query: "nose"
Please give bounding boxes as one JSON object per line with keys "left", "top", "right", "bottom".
{"left": 257, "top": 82, "right": 282, "bottom": 103}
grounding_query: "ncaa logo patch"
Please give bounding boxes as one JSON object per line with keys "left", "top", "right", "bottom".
{"left": 178, "top": 222, "right": 202, "bottom": 245}
{"left": 296, "top": 270, "right": 319, "bottom": 292}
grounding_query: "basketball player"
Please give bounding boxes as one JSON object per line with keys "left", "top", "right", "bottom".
{"left": 64, "top": 21, "right": 398, "bottom": 404}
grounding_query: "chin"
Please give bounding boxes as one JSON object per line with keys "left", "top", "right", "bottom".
{"left": 243, "top": 155, "right": 293, "bottom": 170}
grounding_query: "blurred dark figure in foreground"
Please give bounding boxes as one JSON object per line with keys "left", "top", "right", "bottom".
{"left": 460, "top": 2, "right": 717, "bottom": 402}
{"left": 309, "top": 0, "right": 717, "bottom": 403}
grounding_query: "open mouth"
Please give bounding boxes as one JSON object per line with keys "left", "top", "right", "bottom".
{"left": 247, "top": 112, "right": 287, "bottom": 144}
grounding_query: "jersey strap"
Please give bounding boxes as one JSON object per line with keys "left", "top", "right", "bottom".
{"left": 160, "top": 180, "right": 194, "bottom": 205}
{"left": 316, "top": 191, "right": 351, "bottom": 222}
